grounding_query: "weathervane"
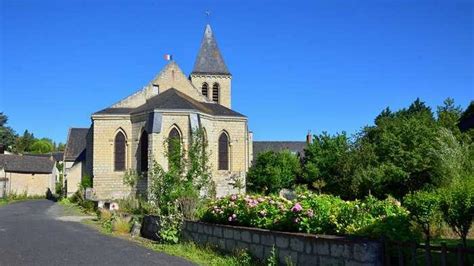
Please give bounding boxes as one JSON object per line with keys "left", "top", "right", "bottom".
{"left": 205, "top": 10, "right": 211, "bottom": 23}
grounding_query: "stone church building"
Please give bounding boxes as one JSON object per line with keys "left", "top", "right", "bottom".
{"left": 72, "top": 24, "right": 252, "bottom": 200}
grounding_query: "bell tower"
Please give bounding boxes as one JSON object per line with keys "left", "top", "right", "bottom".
{"left": 190, "top": 24, "right": 232, "bottom": 108}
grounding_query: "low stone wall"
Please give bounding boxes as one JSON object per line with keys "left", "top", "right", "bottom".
{"left": 182, "top": 221, "right": 382, "bottom": 266}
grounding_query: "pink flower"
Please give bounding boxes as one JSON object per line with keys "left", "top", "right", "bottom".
{"left": 257, "top": 197, "right": 265, "bottom": 203}
{"left": 306, "top": 209, "right": 314, "bottom": 218}
{"left": 258, "top": 210, "right": 267, "bottom": 217}
{"left": 291, "top": 203, "right": 303, "bottom": 212}
{"left": 228, "top": 213, "right": 237, "bottom": 222}
{"left": 230, "top": 194, "right": 238, "bottom": 201}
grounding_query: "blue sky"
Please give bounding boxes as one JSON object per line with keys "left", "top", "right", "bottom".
{"left": 1, "top": 0, "right": 473, "bottom": 143}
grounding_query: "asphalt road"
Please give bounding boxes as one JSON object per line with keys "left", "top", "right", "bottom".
{"left": 0, "top": 200, "right": 194, "bottom": 266}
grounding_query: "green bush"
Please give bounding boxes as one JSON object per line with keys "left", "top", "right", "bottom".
{"left": 247, "top": 150, "right": 301, "bottom": 194}
{"left": 201, "top": 192, "right": 414, "bottom": 241}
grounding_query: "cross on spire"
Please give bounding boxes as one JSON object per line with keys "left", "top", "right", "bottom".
{"left": 205, "top": 10, "right": 211, "bottom": 23}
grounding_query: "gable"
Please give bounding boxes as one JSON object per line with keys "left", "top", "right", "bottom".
{"left": 111, "top": 61, "right": 208, "bottom": 109}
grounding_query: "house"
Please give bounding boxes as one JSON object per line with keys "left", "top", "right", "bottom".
{"left": 68, "top": 24, "right": 252, "bottom": 200}
{"left": 63, "top": 128, "right": 90, "bottom": 197}
{"left": 0, "top": 153, "right": 57, "bottom": 197}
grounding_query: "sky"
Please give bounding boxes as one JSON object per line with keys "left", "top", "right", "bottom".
{"left": 1, "top": 0, "right": 473, "bottom": 143}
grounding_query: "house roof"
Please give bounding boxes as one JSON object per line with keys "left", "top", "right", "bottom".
{"left": 0, "top": 154, "right": 55, "bottom": 174}
{"left": 24, "top": 152, "right": 64, "bottom": 162}
{"left": 64, "top": 128, "right": 89, "bottom": 161}
{"left": 253, "top": 141, "right": 307, "bottom": 156}
{"left": 94, "top": 89, "right": 245, "bottom": 117}
{"left": 191, "top": 24, "right": 230, "bottom": 75}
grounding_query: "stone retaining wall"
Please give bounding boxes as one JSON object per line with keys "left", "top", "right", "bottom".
{"left": 182, "top": 221, "right": 382, "bottom": 266}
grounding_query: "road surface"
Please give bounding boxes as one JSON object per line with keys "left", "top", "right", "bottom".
{"left": 0, "top": 200, "right": 194, "bottom": 266}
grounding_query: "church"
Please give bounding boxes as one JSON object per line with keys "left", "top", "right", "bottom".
{"left": 65, "top": 24, "right": 253, "bottom": 200}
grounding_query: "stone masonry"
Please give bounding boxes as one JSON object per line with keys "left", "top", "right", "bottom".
{"left": 182, "top": 221, "right": 383, "bottom": 266}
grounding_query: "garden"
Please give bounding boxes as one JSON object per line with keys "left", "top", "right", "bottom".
{"left": 64, "top": 99, "right": 473, "bottom": 265}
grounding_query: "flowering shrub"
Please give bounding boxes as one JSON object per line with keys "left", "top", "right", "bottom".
{"left": 201, "top": 192, "right": 415, "bottom": 241}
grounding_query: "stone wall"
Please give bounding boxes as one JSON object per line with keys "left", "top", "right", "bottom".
{"left": 5, "top": 171, "right": 54, "bottom": 197}
{"left": 182, "top": 221, "right": 382, "bottom": 266}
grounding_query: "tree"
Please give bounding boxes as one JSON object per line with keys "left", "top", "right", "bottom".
{"left": 247, "top": 150, "right": 301, "bottom": 194}
{"left": 302, "top": 132, "right": 353, "bottom": 197}
{"left": 437, "top": 98, "right": 463, "bottom": 139}
{"left": 403, "top": 190, "right": 441, "bottom": 265}
{"left": 0, "top": 112, "right": 17, "bottom": 151}
{"left": 439, "top": 180, "right": 474, "bottom": 249}
{"left": 14, "top": 130, "right": 35, "bottom": 153}
{"left": 355, "top": 99, "right": 440, "bottom": 199}
{"left": 30, "top": 139, "right": 54, "bottom": 154}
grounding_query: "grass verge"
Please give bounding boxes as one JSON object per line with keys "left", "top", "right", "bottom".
{"left": 80, "top": 215, "right": 258, "bottom": 265}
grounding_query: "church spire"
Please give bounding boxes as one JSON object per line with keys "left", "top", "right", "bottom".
{"left": 191, "top": 24, "right": 230, "bottom": 75}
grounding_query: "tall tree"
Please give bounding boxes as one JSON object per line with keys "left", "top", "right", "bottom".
{"left": 0, "top": 112, "right": 17, "bottom": 151}
{"left": 15, "top": 130, "right": 35, "bottom": 153}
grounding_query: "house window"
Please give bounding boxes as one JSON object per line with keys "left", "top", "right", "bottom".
{"left": 114, "top": 131, "right": 126, "bottom": 171}
{"left": 168, "top": 127, "right": 181, "bottom": 166}
{"left": 202, "top": 83, "right": 208, "bottom": 97}
{"left": 218, "top": 132, "right": 229, "bottom": 170}
{"left": 139, "top": 131, "right": 148, "bottom": 173}
{"left": 212, "top": 83, "right": 219, "bottom": 103}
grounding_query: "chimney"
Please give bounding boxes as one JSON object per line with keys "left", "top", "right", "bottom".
{"left": 0, "top": 144, "right": 4, "bottom": 154}
{"left": 306, "top": 131, "right": 312, "bottom": 144}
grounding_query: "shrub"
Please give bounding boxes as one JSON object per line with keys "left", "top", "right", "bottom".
{"left": 439, "top": 180, "right": 474, "bottom": 248}
{"left": 98, "top": 209, "right": 114, "bottom": 233}
{"left": 113, "top": 216, "right": 132, "bottom": 234}
{"left": 247, "top": 150, "right": 301, "bottom": 194}
{"left": 201, "top": 192, "right": 413, "bottom": 241}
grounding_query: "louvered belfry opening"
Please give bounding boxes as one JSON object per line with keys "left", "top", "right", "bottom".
{"left": 212, "top": 83, "right": 219, "bottom": 103}
{"left": 114, "top": 132, "right": 126, "bottom": 171}
{"left": 139, "top": 131, "right": 148, "bottom": 173}
{"left": 202, "top": 82, "right": 208, "bottom": 97}
{"left": 218, "top": 132, "right": 229, "bottom": 170}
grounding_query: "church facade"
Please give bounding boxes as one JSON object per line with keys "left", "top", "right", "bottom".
{"left": 85, "top": 24, "right": 252, "bottom": 200}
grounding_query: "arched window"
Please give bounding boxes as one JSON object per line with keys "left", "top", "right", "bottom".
{"left": 212, "top": 83, "right": 219, "bottom": 103}
{"left": 139, "top": 131, "right": 148, "bottom": 173}
{"left": 168, "top": 127, "right": 181, "bottom": 166}
{"left": 202, "top": 83, "right": 208, "bottom": 98}
{"left": 114, "top": 131, "right": 126, "bottom": 171}
{"left": 218, "top": 132, "right": 229, "bottom": 170}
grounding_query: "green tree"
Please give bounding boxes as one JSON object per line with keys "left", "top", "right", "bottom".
{"left": 30, "top": 139, "right": 54, "bottom": 154}
{"left": 302, "top": 132, "right": 353, "bottom": 197}
{"left": 437, "top": 98, "right": 463, "bottom": 139}
{"left": 403, "top": 191, "right": 440, "bottom": 245}
{"left": 439, "top": 179, "right": 474, "bottom": 249}
{"left": 356, "top": 99, "right": 440, "bottom": 199}
{"left": 247, "top": 150, "right": 301, "bottom": 194}
{"left": 14, "top": 130, "right": 36, "bottom": 153}
{"left": 0, "top": 112, "right": 17, "bottom": 151}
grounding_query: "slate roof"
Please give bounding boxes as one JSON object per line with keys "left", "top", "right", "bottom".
{"left": 191, "top": 24, "right": 230, "bottom": 75}
{"left": 253, "top": 141, "right": 307, "bottom": 156}
{"left": 94, "top": 89, "right": 245, "bottom": 117}
{"left": 52, "top": 152, "right": 64, "bottom": 162}
{"left": 0, "top": 154, "right": 55, "bottom": 174}
{"left": 64, "top": 128, "right": 89, "bottom": 161}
